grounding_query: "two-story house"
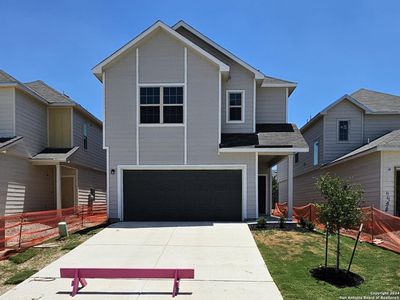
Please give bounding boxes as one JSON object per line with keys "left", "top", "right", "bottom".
{"left": 277, "top": 89, "right": 400, "bottom": 216}
{"left": 0, "top": 70, "right": 106, "bottom": 215}
{"left": 93, "top": 20, "right": 308, "bottom": 222}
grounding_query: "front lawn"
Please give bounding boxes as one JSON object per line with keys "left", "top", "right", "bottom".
{"left": 253, "top": 229, "right": 400, "bottom": 300}
{"left": 0, "top": 224, "right": 105, "bottom": 295}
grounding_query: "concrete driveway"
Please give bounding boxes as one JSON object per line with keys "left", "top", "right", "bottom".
{"left": 1, "top": 222, "right": 282, "bottom": 299}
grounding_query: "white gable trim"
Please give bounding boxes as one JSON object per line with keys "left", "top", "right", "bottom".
{"left": 173, "top": 21, "right": 265, "bottom": 80}
{"left": 320, "top": 94, "right": 372, "bottom": 115}
{"left": 93, "top": 21, "right": 229, "bottom": 81}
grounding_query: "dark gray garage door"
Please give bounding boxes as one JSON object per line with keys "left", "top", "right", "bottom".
{"left": 123, "top": 170, "right": 242, "bottom": 221}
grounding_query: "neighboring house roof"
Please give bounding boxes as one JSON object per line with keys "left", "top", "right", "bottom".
{"left": 351, "top": 88, "right": 400, "bottom": 113}
{"left": 0, "top": 136, "right": 23, "bottom": 150}
{"left": 0, "top": 70, "right": 18, "bottom": 83}
{"left": 25, "top": 81, "right": 102, "bottom": 127}
{"left": 220, "top": 124, "right": 308, "bottom": 152}
{"left": 31, "top": 147, "right": 79, "bottom": 162}
{"left": 173, "top": 20, "right": 297, "bottom": 95}
{"left": 92, "top": 20, "right": 230, "bottom": 80}
{"left": 301, "top": 89, "right": 400, "bottom": 133}
{"left": 326, "top": 129, "right": 400, "bottom": 166}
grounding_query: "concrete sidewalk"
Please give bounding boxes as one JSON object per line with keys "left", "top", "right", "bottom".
{"left": 1, "top": 222, "right": 282, "bottom": 299}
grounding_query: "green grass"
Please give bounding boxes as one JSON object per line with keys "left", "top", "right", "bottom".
{"left": 61, "top": 239, "right": 82, "bottom": 250}
{"left": 8, "top": 248, "right": 39, "bottom": 264}
{"left": 4, "top": 269, "right": 38, "bottom": 285}
{"left": 253, "top": 229, "right": 400, "bottom": 300}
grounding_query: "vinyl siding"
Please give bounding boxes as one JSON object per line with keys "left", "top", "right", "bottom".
{"left": 186, "top": 48, "right": 257, "bottom": 218}
{"left": 293, "top": 151, "right": 381, "bottom": 208}
{"left": 278, "top": 180, "right": 288, "bottom": 203}
{"left": 14, "top": 89, "right": 47, "bottom": 156}
{"left": 139, "top": 127, "right": 184, "bottom": 164}
{"left": 256, "top": 87, "right": 286, "bottom": 123}
{"left": 138, "top": 29, "right": 184, "bottom": 83}
{"left": 381, "top": 151, "right": 400, "bottom": 215}
{"left": 48, "top": 107, "right": 72, "bottom": 148}
{"left": 294, "top": 118, "right": 324, "bottom": 176}
{"left": 221, "top": 63, "right": 254, "bottom": 133}
{"left": 104, "top": 47, "right": 137, "bottom": 218}
{"left": 77, "top": 166, "right": 106, "bottom": 206}
{"left": 364, "top": 115, "right": 400, "bottom": 143}
{"left": 72, "top": 109, "right": 106, "bottom": 171}
{"left": 323, "top": 100, "right": 363, "bottom": 162}
{"left": 0, "top": 153, "right": 55, "bottom": 215}
{"left": 176, "top": 25, "right": 254, "bottom": 133}
{"left": 0, "top": 88, "right": 15, "bottom": 137}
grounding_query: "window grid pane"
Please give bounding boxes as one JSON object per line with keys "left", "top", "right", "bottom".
{"left": 140, "top": 87, "right": 160, "bottom": 104}
{"left": 164, "top": 87, "right": 183, "bottom": 104}
{"left": 164, "top": 106, "right": 183, "bottom": 123}
{"left": 229, "top": 93, "right": 242, "bottom": 106}
{"left": 140, "top": 106, "right": 160, "bottom": 123}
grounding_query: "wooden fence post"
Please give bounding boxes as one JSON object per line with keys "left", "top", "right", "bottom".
{"left": 18, "top": 215, "right": 24, "bottom": 249}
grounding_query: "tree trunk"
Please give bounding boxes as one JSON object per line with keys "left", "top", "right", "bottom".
{"left": 336, "top": 228, "right": 340, "bottom": 270}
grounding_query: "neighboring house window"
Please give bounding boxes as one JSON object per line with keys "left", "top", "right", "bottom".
{"left": 295, "top": 153, "right": 299, "bottom": 163}
{"left": 140, "top": 87, "right": 183, "bottom": 124}
{"left": 338, "top": 120, "right": 350, "bottom": 142}
{"left": 313, "top": 140, "right": 319, "bottom": 166}
{"left": 226, "top": 90, "right": 245, "bottom": 123}
{"left": 83, "top": 123, "right": 88, "bottom": 149}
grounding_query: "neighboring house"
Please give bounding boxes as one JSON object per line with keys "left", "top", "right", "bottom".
{"left": 277, "top": 89, "right": 400, "bottom": 216}
{"left": 0, "top": 70, "right": 106, "bottom": 215}
{"left": 93, "top": 20, "right": 308, "bottom": 222}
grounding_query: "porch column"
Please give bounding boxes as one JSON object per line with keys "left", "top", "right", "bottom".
{"left": 56, "top": 163, "right": 62, "bottom": 210}
{"left": 287, "top": 154, "right": 294, "bottom": 219}
{"left": 268, "top": 167, "right": 273, "bottom": 215}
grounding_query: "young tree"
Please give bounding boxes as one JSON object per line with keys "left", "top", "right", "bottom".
{"left": 316, "top": 174, "right": 363, "bottom": 270}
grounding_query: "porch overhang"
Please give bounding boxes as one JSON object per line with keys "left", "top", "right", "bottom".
{"left": 31, "top": 147, "right": 79, "bottom": 165}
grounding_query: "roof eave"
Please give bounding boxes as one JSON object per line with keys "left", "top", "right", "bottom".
{"left": 219, "top": 146, "right": 309, "bottom": 154}
{"left": 92, "top": 20, "right": 229, "bottom": 82}
{"left": 172, "top": 20, "right": 264, "bottom": 80}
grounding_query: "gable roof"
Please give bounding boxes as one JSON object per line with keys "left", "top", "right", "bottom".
{"left": 0, "top": 70, "right": 18, "bottom": 83}
{"left": 327, "top": 129, "right": 400, "bottom": 166}
{"left": 173, "top": 21, "right": 297, "bottom": 94}
{"left": 173, "top": 20, "right": 265, "bottom": 80}
{"left": 26, "top": 80, "right": 102, "bottom": 126}
{"left": 301, "top": 89, "right": 400, "bottom": 133}
{"left": 351, "top": 88, "right": 400, "bottom": 113}
{"left": 92, "top": 20, "right": 230, "bottom": 81}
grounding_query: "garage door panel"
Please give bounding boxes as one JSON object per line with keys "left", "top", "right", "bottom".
{"left": 123, "top": 170, "right": 242, "bottom": 221}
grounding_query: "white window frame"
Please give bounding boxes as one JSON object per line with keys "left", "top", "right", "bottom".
{"left": 139, "top": 84, "right": 184, "bottom": 126}
{"left": 313, "top": 140, "right": 319, "bottom": 166}
{"left": 337, "top": 119, "right": 350, "bottom": 143}
{"left": 226, "top": 90, "right": 245, "bottom": 124}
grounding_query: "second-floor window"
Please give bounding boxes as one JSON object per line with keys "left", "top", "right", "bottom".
{"left": 338, "top": 120, "right": 350, "bottom": 142}
{"left": 140, "top": 86, "right": 183, "bottom": 124}
{"left": 83, "top": 122, "right": 88, "bottom": 149}
{"left": 313, "top": 140, "right": 319, "bottom": 166}
{"left": 226, "top": 90, "right": 245, "bottom": 123}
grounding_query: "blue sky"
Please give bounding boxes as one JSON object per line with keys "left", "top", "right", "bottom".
{"left": 1, "top": 0, "right": 399, "bottom": 127}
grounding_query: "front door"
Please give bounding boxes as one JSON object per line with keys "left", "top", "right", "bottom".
{"left": 61, "top": 177, "right": 75, "bottom": 208}
{"left": 396, "top": 170, "right": 400, "bottom": 216}
{"left": 258, "top": 176, "right": 266, "bottom": 215}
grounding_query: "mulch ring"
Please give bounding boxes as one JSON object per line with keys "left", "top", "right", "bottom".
{"left": 310, "top": 266, "right": 364, "bottom": 288}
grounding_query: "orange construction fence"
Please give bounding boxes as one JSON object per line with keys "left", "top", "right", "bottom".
{"left": 272, "top": 202, "right": 400, "bottom": 254}
{"left": 0, "top": 204, "right": 107, "bottom": 259}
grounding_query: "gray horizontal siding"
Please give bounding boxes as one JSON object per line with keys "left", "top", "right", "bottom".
{"left": 139, "top": 127, "right": 184, "bottom": 165}
{"left": 323, "top": 100, "right": 363, "bottom": 162}
{"left": 138, "top": 29, "right": 184, "bottom": 83}
{"left": 293, "top": 151, "right": 381, "bottom": 208}
{"left": 77, "top": 166, "right": 106, "bottom": 206}
{"left": 72, "top": 109, "right": 106, "bottom": 171}
{"left": 0, "top": 88, "right": 14, "bottom": 137}
{"left": 0, "top": 153, "right": 55, "bottom": 215}
{"left": 364, "top": 115, "right": 400, "bottom": 143}
{"left": 15, "top": 89, "right": 47, "bottom": 156}
{"left": 221, "top": 63, "right": 254, "bottom": 133}
{"left": 256, "top": 87, "right": 286, "bottom": 123}
{"left": 104, "top": 46, "right": 137, "bottom": 218}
